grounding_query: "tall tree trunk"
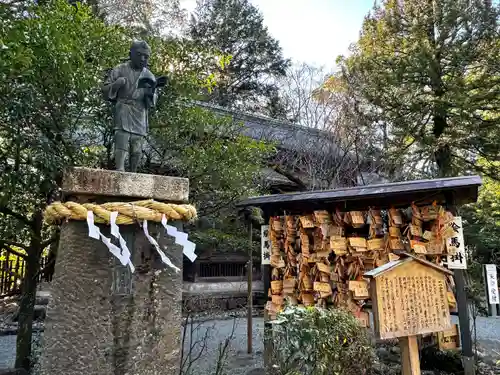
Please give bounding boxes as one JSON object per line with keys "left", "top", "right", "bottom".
{"left": 15, "top": 210, "right": 43, "bottom": 372}
{"left": 426, "top": 0, "right": 453, "bottom": 178}
{"left": 433, "top": 108, "right": 452, "bottom": 177}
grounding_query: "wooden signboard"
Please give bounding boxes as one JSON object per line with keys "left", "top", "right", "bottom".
{"left": 365, "top": 255, "right": 452, "bottom": 340}
{"left": 365, "top": 253, "right": 454, "bottom": 375}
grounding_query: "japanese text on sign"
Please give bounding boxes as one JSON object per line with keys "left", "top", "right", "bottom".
{"left": 485, "top": 264, "right": 499, "bottom": 305}
{"left": 375, "top": 268, "right": 451, "bottom": 339}
{"left": 261, "top": 225, "right": 271, "bottom": 265}
{"left": 446, "top": 216, "right": 467, "bottom": 270}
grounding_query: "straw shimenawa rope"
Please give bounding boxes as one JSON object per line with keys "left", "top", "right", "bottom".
{"left": 44, "top": 199, "right": 197, "bottom": 225}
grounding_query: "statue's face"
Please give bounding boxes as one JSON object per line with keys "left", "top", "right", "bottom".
{"left": 130, "top": 46, "right": 150, "bottom": 70}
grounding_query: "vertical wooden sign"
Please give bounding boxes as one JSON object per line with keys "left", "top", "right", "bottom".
{"left": 261, "top": 225, "right": 271, "bottom": 265}
{"left": 446, "top": 217, "right": 467, "bottom": 270}
{"left": 485, "top": 264, "right": 499, "bottom": 305}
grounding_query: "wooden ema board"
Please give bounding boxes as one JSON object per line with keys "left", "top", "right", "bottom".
{"left": 263, "top": 206, "right": 458, "bottom": 336}
{"left": 370, "top": 260, "right": 451, "bottom": 340}
{"left": 438, "top": 324, "right": 460, "bottom": 351}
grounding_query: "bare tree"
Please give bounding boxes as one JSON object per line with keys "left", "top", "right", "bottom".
{"left": 180, "top": 293, "right": 241, "bottom": 375}
{"left": 275, "top": 64, "right": 337, "bottom": 130}
{"left": 262, "top": 63, "right": 385, "bottom": 190}
{"left": 93, "top": 0, "right": 188, "bottom": 36}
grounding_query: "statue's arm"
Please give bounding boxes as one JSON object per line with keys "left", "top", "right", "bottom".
{"left": 102, "top": 67, "right": 125, "bottom": 101}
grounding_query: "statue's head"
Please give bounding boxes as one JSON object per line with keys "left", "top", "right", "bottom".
{"left": 130, "top": 40, "right": 151, "bottom": 70}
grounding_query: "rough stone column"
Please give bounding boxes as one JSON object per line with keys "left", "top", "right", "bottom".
{"left": 39, "top": 167, "right": 189, "bottom": 375}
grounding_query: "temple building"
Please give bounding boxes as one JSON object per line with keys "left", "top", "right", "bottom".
{"left": 178, "top": 102, "right": 387, "bottom": 310}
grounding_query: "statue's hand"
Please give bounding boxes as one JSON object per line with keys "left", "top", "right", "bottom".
{"left": 114, "top": 77, "right": 127, "bottom": 88}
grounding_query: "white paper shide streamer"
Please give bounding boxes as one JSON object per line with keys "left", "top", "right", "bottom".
{"left": 161, "top": 215, "right": 197, "bottom": 262}
{"left": 143, "top": 219, "right": 180, "bottom": 273}
{"left": 109, "top": 211, "right": 135, "bottom": 273}
{"left": 85, "top": 210, "right": 196, "bottom": 274}
{"left": 86, "top": 211, "right": 134, "bottom": 272}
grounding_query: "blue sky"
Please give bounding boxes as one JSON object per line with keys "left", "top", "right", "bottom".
{"left": 182, "top": 0, "right": 375, "bottom": 68}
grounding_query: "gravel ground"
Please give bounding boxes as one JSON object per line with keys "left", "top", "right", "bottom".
{"left": 182, "top": 316, "right": 265, "bottom": 375}
{"left": 0, "top": 315, "right": 498, "bottom": 373}
{"left": 451, "top": 316, "right": 500, "bottom": 359}
{"left": 0, "top": 317, "right": 265, "bottom": 374}
{"left": 0, "top": 334, "right": 15, "bottom": 369}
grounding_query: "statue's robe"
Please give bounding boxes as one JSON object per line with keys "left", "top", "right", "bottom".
{"left": 103, "top": 62, "right": 156, "bottom": 137}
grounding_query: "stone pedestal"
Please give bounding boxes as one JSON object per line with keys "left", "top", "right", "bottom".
{"left": 40, "top": 168, "right": 189, "bottom": 375}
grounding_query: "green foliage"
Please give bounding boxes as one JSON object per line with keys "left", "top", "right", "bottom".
{"left": 95, "top": 0, "right": 186, "bottom": 37}
{"left": 461, "top": 160, "right": 500, "bottom": 263}
{"left": 0, "top": 0, "right": 273, "bottom": 368}
{"left": 189, "top": 0, "right": 290, "bottom": 114}
{"left": 147, "top": 99, "right": 274, "bottom": 218}
{"left": 0, "top": 0, "right": 126, "bottom": 243}
{"left": 189, "top": 227, "right": 258, "bottom": 256}
{"left": 337, "top": 0, "right": 500, "bottom": 179}
{"left": 271, "top": 306, "right": 375, "bottom": 375}
{"left": 188, "top": 208, "right": 265, "bottom": 258}
{"left": 0, "top": 0, "right": 273, "bottom": 251}
{"left": 0, "top": 1, "right": 129, "bottom": 368}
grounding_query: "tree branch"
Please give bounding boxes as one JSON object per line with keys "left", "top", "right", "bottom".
{"left": 41, "top": 231, "right": 59, "bottom": 249}
{"left": 0, "top": 205, "right": 32, "bottom": 229}
{"left": 271, "top": 164, "right": 307, "bottom": 191}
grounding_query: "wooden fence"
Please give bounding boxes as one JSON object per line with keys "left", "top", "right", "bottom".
{"left": 0, "top": 255, "right": 53, "bottom": 298}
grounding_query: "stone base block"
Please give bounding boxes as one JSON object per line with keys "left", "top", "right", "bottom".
{"left": 40, "top": 220, "right": 183, "bottom": 375}
{"left": 62, "top": 167, "right": 189, "bottom": 202}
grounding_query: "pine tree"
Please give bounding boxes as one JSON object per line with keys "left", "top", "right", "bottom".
{"left": 189, "top": 0, "right": 290, "bottom": 114}
{"left": 338, "top": 0, "right": 500, "bottom": 179}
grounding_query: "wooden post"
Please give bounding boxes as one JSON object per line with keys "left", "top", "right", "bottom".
{"left": 445, "top": 192, "right": 475, "bottom": 375}
{"left": 455, "top": 268, "right": 474, "bottom": 371}
{"left": 247, "top": 222, "right": 253, "bottom": 354}
{"left": 263, "top": 318, "right": 273, "bottom": 371}
{"left": 400, "top": 336, "right": 421, "bottom": 375}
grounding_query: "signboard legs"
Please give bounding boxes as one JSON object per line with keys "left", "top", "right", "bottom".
{"left": 400, "top": 336, "right": 420, "bottom": 375}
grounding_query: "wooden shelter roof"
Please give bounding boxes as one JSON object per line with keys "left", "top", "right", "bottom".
{"left": 237, "top": 175, "right": 482, "bottom": 217}
{"left": 364, "top": 252, "right": 454, "bottom": 278}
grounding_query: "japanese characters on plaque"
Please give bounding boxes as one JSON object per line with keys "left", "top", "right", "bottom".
{"left": 261, "top": 225, "right": 271, "bottom": 265}
{"left": 446, "top": 216, "right": 467, "bottom": 269}
{"left": 370, "top": 260, "right": 451, "bottom": 340}
{"left": 485, "top": 264, "right": 499, "bottom": 305}
{"left": 112, "top": 257, "right": 133, "bottom": 295}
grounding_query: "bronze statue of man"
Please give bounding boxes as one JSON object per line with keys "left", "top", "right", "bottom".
{"left": 103, "top": 40, "right": 166, "bottom": 172}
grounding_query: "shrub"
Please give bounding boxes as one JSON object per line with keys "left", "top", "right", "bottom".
{"left": 269, "top": 306, "right": 375, "bottom": 375}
